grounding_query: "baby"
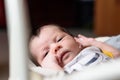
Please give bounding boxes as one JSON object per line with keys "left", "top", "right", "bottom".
{"left": 29, "top": 24, "right": 120, "bottom": 73}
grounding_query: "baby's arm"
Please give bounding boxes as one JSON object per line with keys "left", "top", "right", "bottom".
{"left": 75, "top": 34, "right": 120, "bottom": 58}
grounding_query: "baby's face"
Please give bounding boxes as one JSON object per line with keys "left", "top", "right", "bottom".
{"left": 30, "top": 26, "right": 82, "bottom": 69}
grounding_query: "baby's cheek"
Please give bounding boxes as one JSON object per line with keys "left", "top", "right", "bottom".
{"left": 63, "top": 55, "right": 75, "bottom": 66}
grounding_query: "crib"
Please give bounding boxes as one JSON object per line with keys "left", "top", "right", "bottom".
{"left": 4, "top": 0, "right": 120, "bottom": 80}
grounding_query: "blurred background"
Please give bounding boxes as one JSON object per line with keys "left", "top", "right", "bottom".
{"left": 0, "top": 0, "right": 120, "bottom": 79}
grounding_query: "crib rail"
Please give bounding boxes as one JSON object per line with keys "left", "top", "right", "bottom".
{"left": 4, "top": 0, "right": 30, "bottom": 80}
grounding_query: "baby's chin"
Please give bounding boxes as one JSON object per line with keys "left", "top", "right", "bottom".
{"left": 63, "top": 56, "right": 75, "bottom": 67}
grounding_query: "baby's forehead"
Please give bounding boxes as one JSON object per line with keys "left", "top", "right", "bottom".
{"left": 40, "top": 25, "right": 73, "bottom": 37}
{"left": 38, "top": 27, "right": 66, "bottom": 45}
{"left": 40, "top": 25, "right": 62, "bottom": 32}
{"left": 38, "top": 25, "right": 70, "bottom": 43}
{"left": 39, "top": 26, "right": 65, "bottom": 37}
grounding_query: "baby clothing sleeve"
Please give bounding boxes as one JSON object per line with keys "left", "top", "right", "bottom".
{"left": 64, "top": 46, "right": 112, "bottom": 74}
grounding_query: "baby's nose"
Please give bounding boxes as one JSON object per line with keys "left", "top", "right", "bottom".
{"left": 55, "top": 45, "right": 61, "bottom": 52}
{"left": 50, "top": 43, "right": 61, "bottom": 53}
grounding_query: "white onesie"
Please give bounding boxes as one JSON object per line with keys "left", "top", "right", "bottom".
{"left": 64, "top": 46, "right": 111, "bottom": 74}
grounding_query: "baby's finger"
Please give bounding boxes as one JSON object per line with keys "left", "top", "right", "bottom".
{"left": 78, "top": 34, "right": 87, "bottom": 38}
{"left": 74, "top": 37, "right": 79, "bottom": 41}
{"left": 74, "top": 37, "right": 83, "bottom": 43}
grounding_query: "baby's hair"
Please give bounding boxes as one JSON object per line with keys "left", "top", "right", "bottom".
{"left": 31, "top": 24, "right": 74, "bottom": 37}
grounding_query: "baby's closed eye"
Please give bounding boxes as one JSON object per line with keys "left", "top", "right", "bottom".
{"left": 57, "top": 37, "right": 63, "bottom": 42}
{"left": 44, "top": 51, "right": 48, "bottom": 58}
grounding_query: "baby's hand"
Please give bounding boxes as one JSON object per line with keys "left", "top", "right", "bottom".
{"left": 75, "top": 34, "right": 95, "bottom": 47}
{"left": 41, "top": 50, "right": 63, "bottom": 70}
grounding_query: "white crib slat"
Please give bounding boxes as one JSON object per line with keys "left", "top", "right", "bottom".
{"left": 4, "top": 0, "right": 30, "bottom": 80}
